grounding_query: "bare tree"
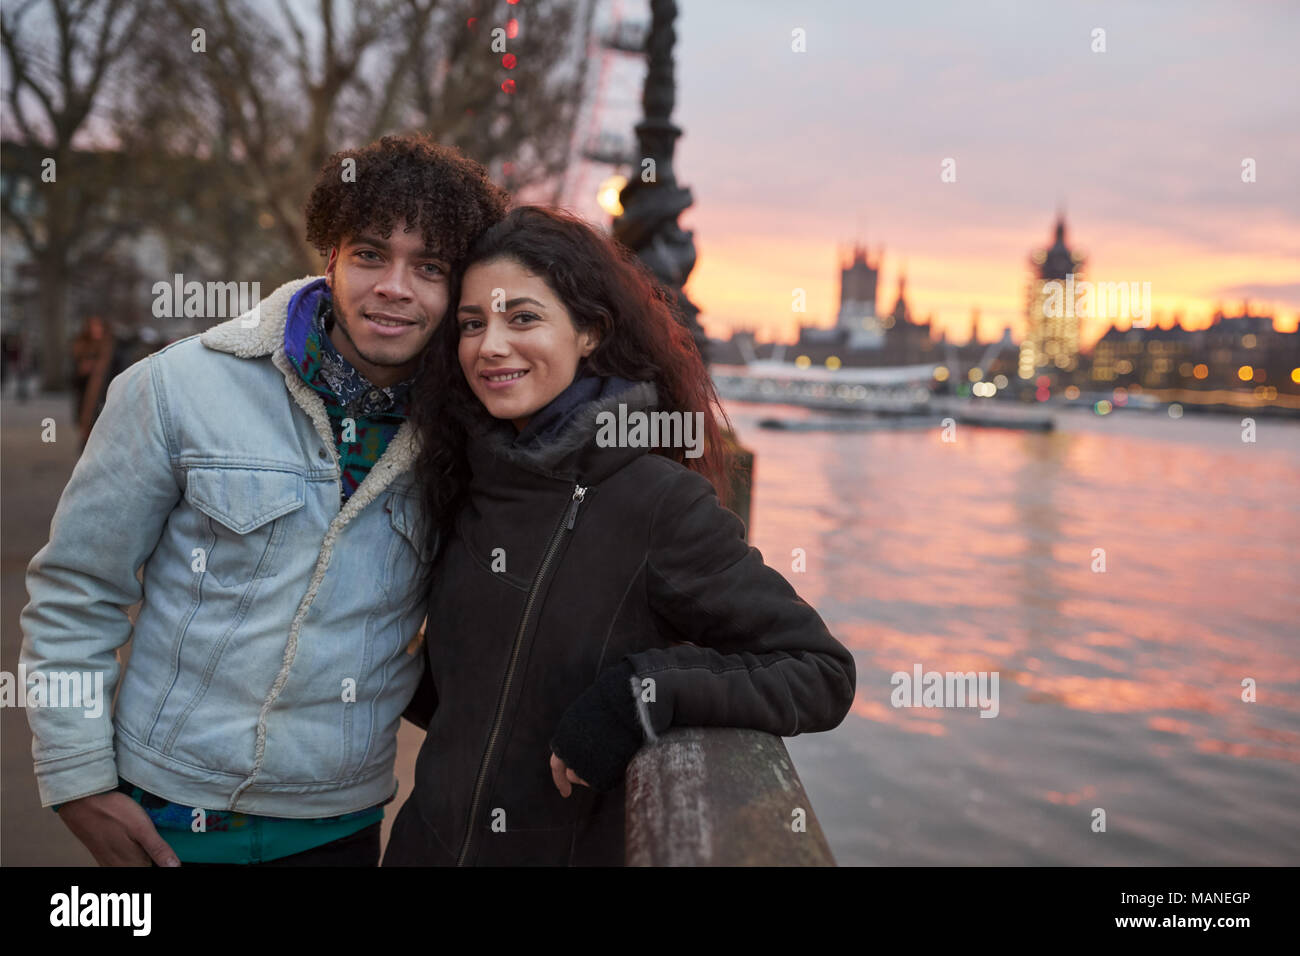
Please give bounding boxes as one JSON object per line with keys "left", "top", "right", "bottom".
{"left": 144, "top": 0, "right": 590, "bottom": 277}
{"left": 3, "top": 0, "right": 592, "bottom": 381}
{"left": 2, "top": 0, "right": 148, "bottom": 388}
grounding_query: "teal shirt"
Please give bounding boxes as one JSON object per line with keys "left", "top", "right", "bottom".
{"left": 110, "top": 778, "right": 384, "bottom": 864}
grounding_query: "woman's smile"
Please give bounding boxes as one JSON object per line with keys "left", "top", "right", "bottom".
{"left": 480, "top": 367, "right": 530, "bottom": 389}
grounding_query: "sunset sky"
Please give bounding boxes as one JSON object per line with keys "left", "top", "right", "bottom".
{"left": 642, "top": 0, "right": 1300, "bottom": 349}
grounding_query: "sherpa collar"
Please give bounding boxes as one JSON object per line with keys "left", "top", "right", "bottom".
{"left": 199, "top": 275, "right": 320, "bottom": 358}
{"left": 198, "top": 275, "right": 420, "bottom": 507}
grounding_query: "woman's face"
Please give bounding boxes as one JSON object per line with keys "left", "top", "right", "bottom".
{"left": 457, "top": 257, "right": 599, "bottom": 431}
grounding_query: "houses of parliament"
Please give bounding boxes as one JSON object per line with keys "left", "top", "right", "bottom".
{"left": 706, "top": 217, "right": 1299, "bottom": 402}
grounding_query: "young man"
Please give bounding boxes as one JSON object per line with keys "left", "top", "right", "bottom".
{"left": 19, "top": 134, "right": 508, "bottom": 866}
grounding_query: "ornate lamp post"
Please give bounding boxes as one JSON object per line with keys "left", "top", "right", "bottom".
{"left": 611, "top": 0, "right": 753, "bottom": 533}
{"left": 611, "top": 0, "right": 707, "bottom": 361}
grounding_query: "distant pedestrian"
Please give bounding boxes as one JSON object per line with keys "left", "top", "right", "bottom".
{"left": 70, "top": 316, "right": 114, "bottom": 448}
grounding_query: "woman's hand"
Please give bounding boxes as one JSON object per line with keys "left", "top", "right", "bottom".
{"left": 549, "top": 752, "right": 590, "bottom": 797}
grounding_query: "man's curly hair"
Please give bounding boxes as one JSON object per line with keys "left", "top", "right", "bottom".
{"left": 304, "top": 134, "right": 509, "bottom": 267}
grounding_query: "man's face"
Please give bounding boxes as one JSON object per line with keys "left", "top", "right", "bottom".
{"left": 324, "top": 219, "right": 450, "bottom": 388}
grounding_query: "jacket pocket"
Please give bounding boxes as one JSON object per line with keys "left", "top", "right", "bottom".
{"left": 380, "top": 491, "right": 437, "bottom": 625}
{"left": 385, "top": 491, "right": 436, "bottom": 590}
{"left": 184, "top": 467, "right": 306, "bottom": 588}
{"left": 387, "top": 492, "right": 437, "bottom": 562}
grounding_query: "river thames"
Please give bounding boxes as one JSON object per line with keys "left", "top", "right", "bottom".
{"left": 736, "top": 400, "right": 1300, "bottom": 865}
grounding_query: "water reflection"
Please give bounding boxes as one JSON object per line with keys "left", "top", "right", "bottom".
{"left": 731, "top": 402, "right": 1300, "bottom": 863}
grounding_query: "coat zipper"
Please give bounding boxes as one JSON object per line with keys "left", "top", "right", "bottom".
{"left": 456, "top": 482, "right": 587, "bottom": 866}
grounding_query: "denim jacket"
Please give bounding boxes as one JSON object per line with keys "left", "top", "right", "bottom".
{"left": 19, "top": 276, "right": 434, "bottom": 816}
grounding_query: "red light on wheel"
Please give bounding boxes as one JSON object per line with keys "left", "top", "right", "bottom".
{"left": 501, "top": 79, "right": 516, "bottom": 94}
{"left": 507, "top": 18, "right": 519, "bottom": 38}
{"left": 503, "top": 53, "right": 517, "bottom": 69}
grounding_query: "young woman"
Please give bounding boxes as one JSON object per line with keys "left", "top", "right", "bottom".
{"left": 384, "top": 206, "right": 855, "bottom": 866}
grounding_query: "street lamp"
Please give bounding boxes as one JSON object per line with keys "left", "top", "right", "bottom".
{"left": 597, "top": 174, "right": 627, "bottom": 217}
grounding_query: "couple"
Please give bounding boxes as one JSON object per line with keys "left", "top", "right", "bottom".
{"left": 20, "top": 134, "right": 855, "bottom": 867}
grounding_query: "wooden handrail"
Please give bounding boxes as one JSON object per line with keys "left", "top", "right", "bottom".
{"left": 624, "top": 726, "right": 836, "bottom": 866}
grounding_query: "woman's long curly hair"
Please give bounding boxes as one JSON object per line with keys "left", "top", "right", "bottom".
{"left": 408, "top": 204, "right": 734, "bottom": 563}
